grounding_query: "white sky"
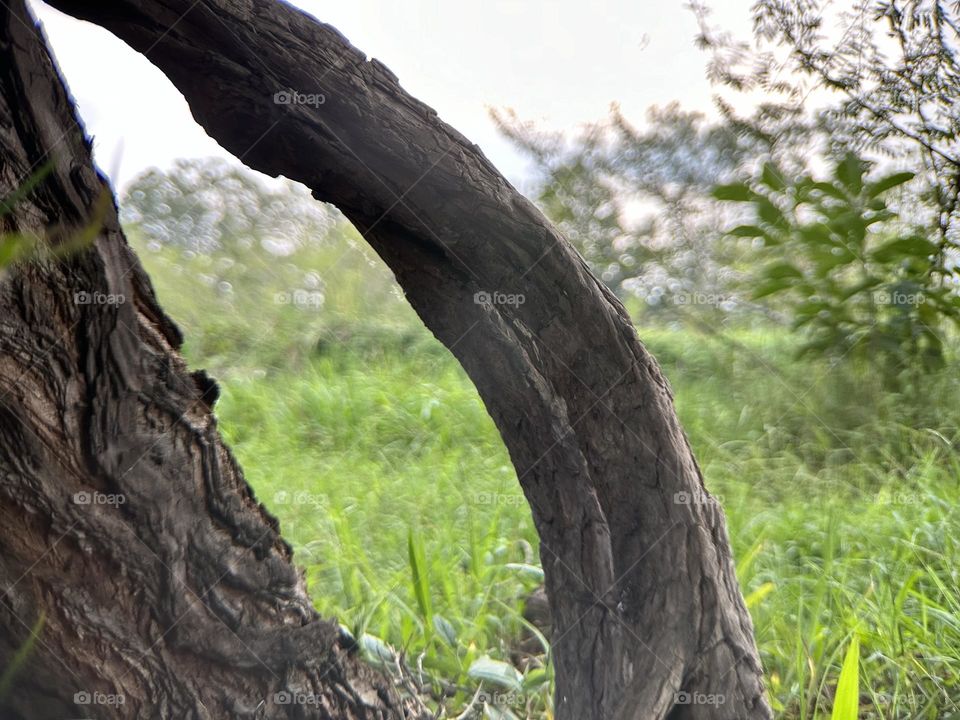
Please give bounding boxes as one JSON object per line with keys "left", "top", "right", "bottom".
{"left": 30, "top": 0, "right": 755, "bottom": 192}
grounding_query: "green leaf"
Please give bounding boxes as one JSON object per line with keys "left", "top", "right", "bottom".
{"left": 360, "top": 633, "right": 396, "bottom": 666}
{"left": 521, "top": 667, "right": 549, "bottom": 691}
{"left": 810, "top": 181, "right": 847, "bottom": 200}
{"left": 835, "top": 152, "right": 865, "bottom": 195}
{"left": 407, "top": 529, "right": 432, "bottom": 625}
{"left": 744, "top": 582, "right": 775, "bottom": 609}
{"left": 728, "top": 224, "right": 766, "bottom": 238}
{"left": 840, "top": 276, "right": 881, "bottom": 300}
{"left": 864, "top": 208, "right": 894, "bottom": 226}
{"left": 736, "top": 537, "right": 765, "bottom": 579}
{"left": 484, "top": 705, "right": 522, "bottom": 720}
{"left": 756, "top": 198, "right": 786, "bottom": 228}
{"left": 866, "top": 171, "right": 914, "bottom": 198}
{"left": 810, "top": 250, "right": 856, "bottom": 278}
{"left": 761, "top": 162, "right": 786, "bottom": 191}
{"left": 796, "top": 223, "right": 832, "bottom": 246}
{"left": 798, "top": 333, "right": 840, "bottom": 356}
{"left": 752, "top": 277, "right": 795, "bottom": 300}
{"left": 504, "top": 563, "right": 545, "bottom": 582}
{"left": 870, "top": 235, "right": 937, "bottom": 262}
{"left": 761, "top": 262, "right": 803, "bottom": 281}
{"left": 0, "top": 163, "right": 53, "bottom": 217}
{"left": 712, "top": 183, "right": 753, "bottom": 202}
{"left": 0, "top": 611, "right": 44, "bottom": 700}
{"left": 432, "top": 614, "right": 458, "bottom": 647}
{"left": 830, "top": 211, "right": 867, "bottom": 246}
{"left": 0, "top": 235, "right": 29, "bottom": 269}
{"left": 468, "top": 657, "right": 523, "bottom": 691}
{"left": 792, "top": 299, "right": 831, "bottom": 328}
{"left": 830, "top": 636, "right": 860, "bottom": 720}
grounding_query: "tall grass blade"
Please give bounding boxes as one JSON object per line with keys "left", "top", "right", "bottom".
{"left": 0, "top": 611, "right": 45, "bottom": 700}
{"left": 831, "top": 636, "right": 860, "bottom": 720}
{"left": 408, "top": 528, "right": 433, "bottom": 626}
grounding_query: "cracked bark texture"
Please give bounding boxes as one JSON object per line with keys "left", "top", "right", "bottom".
{"left": 0, "top": 2, "right": 407, "bottom": 718}
{"left": 2, "top": 0, "right": 773, "bottom": 718}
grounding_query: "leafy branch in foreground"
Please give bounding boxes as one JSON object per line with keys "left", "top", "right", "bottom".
{"left": 715, "top": 152, "right": 960, "bottom": 376}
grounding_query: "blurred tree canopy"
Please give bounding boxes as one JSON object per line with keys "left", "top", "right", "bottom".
{"left": 120, "top": 158, "right": 412, "bottom": 371}
{"left": 493, "top": 103, "right": 758, "bottom": 311}
{"left": 121, "top": 157, "right": 333, "bottom": 254}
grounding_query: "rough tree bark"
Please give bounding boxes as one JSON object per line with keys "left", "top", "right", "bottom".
{"left": 0, "top": 3, "right": 407, "bottom": 718}
{"left": 1, "top": 0, "right": 773, "bottom": 718}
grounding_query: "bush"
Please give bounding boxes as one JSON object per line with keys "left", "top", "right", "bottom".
{"left": 714, "top": 153, "right": 960, "bottom": 380}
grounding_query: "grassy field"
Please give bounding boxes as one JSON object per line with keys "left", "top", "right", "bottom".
{"left": 134, "top": 227, "right": 960, "bottom": 719}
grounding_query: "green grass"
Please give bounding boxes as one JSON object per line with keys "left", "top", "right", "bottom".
{"left": 205, "top": 325, "right": 960, "bottom": 719}
{"left": 216, "top": 340, "right": 551, "bottom": 714}
{"left": 129, "top": 227, "right": 960, "bottom": 718}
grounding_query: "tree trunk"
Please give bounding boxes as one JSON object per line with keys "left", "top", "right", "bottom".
{"left": 0, "top": 3, "right": 407, "bottom": 718}
{"left": 4, "top": 0, "right": 773, "bottom": 717}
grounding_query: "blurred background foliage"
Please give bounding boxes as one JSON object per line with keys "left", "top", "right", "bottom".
{"left": 713, "top": 153, "right": 960, "bottom": 379}
{"left": 120, "top": 158, "right": 414, "bottom": 372}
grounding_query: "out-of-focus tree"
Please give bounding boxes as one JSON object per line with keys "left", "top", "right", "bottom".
{"left": 493, "top": 104, "right": 758, "bottom": 313}
{"left": 692, "top": 0, "right": 960, "bottom": 285}
{"left": 121, "top": 157, "right": 333, "bottom": 253}
{"left": 120, "top": 158, "right": 410, "bottom": 371}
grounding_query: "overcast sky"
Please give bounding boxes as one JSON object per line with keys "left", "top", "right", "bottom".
{"left": 30, "top": 0, "right": 755, "bottom": 192}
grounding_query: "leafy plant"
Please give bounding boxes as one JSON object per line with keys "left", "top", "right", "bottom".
{"left": 693, "top": 1, "right": 960, "bottom": 264}
{"left": 714, "top": 152, "right": 960, "bottom": 376}
{"left": 494, "top": 104, "right": 755, "bottom": 303}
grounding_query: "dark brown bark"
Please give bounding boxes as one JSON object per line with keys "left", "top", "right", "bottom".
{"left": 0, "top": 0, "right": 773, "bottom": 717}
{"left": 0, "top": 3, "right": 408, "bottom": 718}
